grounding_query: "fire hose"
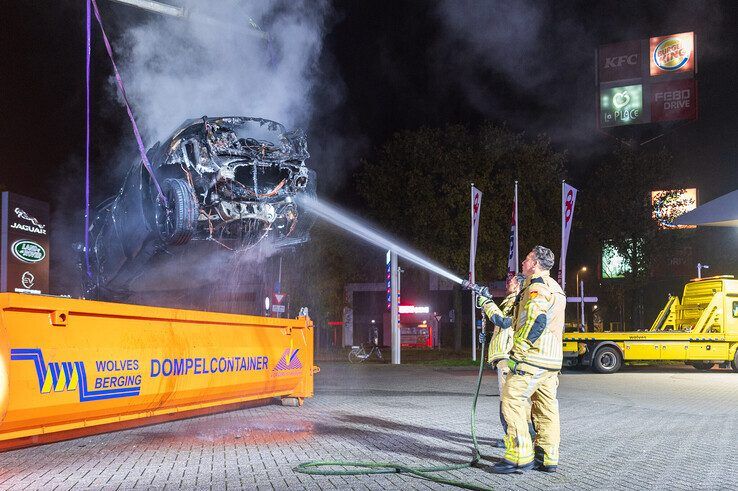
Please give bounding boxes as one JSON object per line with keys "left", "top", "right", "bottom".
{"left": 294, "top": 300, "right": 495, "bottom": 491}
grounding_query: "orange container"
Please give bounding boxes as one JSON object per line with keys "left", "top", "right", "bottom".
{"left": 0, "top": 293, "right": 314, "bottom": 450}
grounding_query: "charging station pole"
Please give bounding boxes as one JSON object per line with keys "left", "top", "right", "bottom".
{"left": 390, "top": 251, "right": 400, "bottom": 364}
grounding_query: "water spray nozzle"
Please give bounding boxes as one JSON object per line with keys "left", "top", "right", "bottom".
{"left": 462, "top": 280, "right": 490, "bottom": 299}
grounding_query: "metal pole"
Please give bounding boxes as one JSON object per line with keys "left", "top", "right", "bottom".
{"left": 697, "top": 262, "right": 702, "bottom": 279}
{"left": 514, "top": 180, "right": 519, "bottom": 274}
{"left": 391, "top": 252, "right": 400, "bottom": 364}
{"left": 575, "top": 271, "right": 580, "bottom": 326}
{"left": 470, "top": 183, "right": 477, "bottom": 362}
{"left": 580, "top": 280, "right": 586, "bottom": 330}
{"left": 109, "top": 0, "right": 184, "bottom": 17}
{"left": 108, "top": 0, "right": 268, "bottom": 38}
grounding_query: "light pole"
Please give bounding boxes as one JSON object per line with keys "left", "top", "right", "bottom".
{"left": 575, "top": 267, "right": 587, "bottom": 328}
{"left": 697, "top": 262, "right": 710, "bottom": 279}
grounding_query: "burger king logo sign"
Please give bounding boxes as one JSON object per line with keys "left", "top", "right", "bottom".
{"left": 650, "top": 32, "right": 694, "bottom": 76}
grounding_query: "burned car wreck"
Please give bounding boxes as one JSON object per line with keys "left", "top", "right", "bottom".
{"left": 84, "top": 116, "right": 316, "bottom": 299}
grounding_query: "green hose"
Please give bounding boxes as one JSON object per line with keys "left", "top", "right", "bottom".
{"left": 294, "top": 318, "right": 494, "bottom": 491}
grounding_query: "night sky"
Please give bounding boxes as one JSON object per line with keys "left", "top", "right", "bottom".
{"left": 1, "top": 0, "right": 737, "bottom": 249}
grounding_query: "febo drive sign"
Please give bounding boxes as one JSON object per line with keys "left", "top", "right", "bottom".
{"left": 651, "top": 79, "right": 697, "bottom": 122}
{"left": 650, "top": 32, "right": 694, "bottom": 76}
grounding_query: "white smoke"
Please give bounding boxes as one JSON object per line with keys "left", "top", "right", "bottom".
{"left": 116, "top": 0, "right": 331, "bottom": 143}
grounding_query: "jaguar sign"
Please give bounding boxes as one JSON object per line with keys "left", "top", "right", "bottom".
{"left": 1, "top": 193, "right": 50, "bottom": 294}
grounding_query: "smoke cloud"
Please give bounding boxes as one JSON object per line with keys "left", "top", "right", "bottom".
{"left": 84, "top": 0, "right": 349, "bottom": 310}
{"left": 117, "top": 0, "right": 332, "bottom": 143}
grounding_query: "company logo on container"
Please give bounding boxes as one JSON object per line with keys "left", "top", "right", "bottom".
{"left": 653, "top": 37, "right": 691, "bottom": 71}
{"left": 10, "top": 348, "right": 141, "bottom": 402}
{"left": 274, "top": 348, "right": 302, "bottom": 371}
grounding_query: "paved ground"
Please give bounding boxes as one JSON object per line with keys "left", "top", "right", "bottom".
{"left": 1, "top": 362, "right": 737, "bottom": 490}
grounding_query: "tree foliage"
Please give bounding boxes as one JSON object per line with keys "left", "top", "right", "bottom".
{"left": 580, "top": 144, "right": 686, "bottom": 326}
{"left": 581, "top": 145, "right": 684, "bottom": 282}
{"left": 357, "top": 124, "right": 566, "bottom": 281}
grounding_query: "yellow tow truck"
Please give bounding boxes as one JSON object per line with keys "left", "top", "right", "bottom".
{"left": 563, "top": 275, "right": 738, "bottom": 373}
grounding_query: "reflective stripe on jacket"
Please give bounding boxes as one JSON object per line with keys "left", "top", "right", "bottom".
{"left": 487, "top": 292, "right": 517, "bottom": 363}
{"left": 510, "top": 271, "right": 566, "bottom": 371}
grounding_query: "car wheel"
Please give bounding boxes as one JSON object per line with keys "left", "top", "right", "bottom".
{"left": 732, "top": 351, "right": 738, "bottom": 373}
{"left": 156, "top": 178, "right": 198, "bottom": 246}
{"left": 691, "top": 362, "right": 715, "bottom": 371}
{"left": 591, "top": 346, "right": 622, "bottom": 374}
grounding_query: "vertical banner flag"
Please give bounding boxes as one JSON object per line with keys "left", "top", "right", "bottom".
{"left": 558, "top": 182, "right": 577, "bottom": 292}
{"left": 469, "top": 186, "right": 482, "bottom": 280}
{"left": 506, "top": 182, "right": 519, "bottom": 280}
{"left": 470, "top": 185, "right": 482, "bottom": 361}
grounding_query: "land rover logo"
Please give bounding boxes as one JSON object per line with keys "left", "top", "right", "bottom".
{"left": 11, "top": 240, "right": 46, "bottom": 263}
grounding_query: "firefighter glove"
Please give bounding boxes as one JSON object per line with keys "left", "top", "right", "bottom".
{"left": 476, "top": 294, "right": 494, "bottom": 309}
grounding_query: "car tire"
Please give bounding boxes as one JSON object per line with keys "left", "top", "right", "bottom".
{"left": 732, "top": 351, "right": 738, "bottom": 373}
{"left": 691, "top": 362, "right": 715, "bottom": 371}
{"left": 156, "top": 178, "right": 198, "bottom": 246}
{"left": 591, "top": 346, "right": 622, "bottom": 374}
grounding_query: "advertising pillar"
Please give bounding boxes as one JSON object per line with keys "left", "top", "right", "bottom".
{"left": 1, "top": 193, "right": 50, "bottom": 295}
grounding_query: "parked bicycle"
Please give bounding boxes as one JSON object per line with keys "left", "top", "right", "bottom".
{"left": 348, "top": 343, "right": 384, "bottom": 363}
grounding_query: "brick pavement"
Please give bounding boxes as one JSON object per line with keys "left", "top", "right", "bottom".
{"left": 0, "top": 362, "right": 736, "bottom": 490}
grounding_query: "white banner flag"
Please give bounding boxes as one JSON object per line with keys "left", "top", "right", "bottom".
{"left": 470, "top": 184, "right": 482, "bottom": 362}
{"left": 469, "top": 186, "right": 482, "bottom": 280}
{"left": 506, "top": 182, "right": 519, "bottom": 280}
{"left": 558, "top": 182, "right": 578, "bottom": 291}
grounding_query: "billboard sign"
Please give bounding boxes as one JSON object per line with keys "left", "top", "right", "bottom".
{"left": 651, "top": 189, "right": 698, "bottom": 229}
{"left": 1, "top": 193, "right": 50, "bottom": 295}
{"left": 600, "top": 84, "right": 644, "bottom": 127}
{"left": 651, "top": 79, "right": 697, "bottom": 122}
{"left": 650, "top": 32, "right": 695, "bottom": 76}
{"left": 598, "top": 40, "right": 642, "bottom": 83}
{"left": 602, "top": 243, "right": 630, "bottom": 279}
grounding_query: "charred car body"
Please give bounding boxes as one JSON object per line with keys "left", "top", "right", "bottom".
{"left": 84, "top": 116, "right": 316, "bottom": 299}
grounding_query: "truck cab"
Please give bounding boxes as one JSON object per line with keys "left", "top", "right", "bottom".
{"left": 563, "top": 276, "right": 738, "bottom": 373}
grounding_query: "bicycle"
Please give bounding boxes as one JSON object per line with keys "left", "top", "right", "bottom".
{"left": 348, "top": 343, "right": 383, "bottom": 363}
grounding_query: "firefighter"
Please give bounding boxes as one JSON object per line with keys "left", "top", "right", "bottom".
{"left": 480, "top": 273, "right": 525, "bottom": 429}
{"left": 477, "top": 245, "right": 566, "bottom": 474}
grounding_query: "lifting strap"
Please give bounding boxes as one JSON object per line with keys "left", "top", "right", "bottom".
{"left": 84, "top": 0, "right": 168, "bottom": 278}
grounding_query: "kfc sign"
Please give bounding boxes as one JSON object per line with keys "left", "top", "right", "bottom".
{"left": 599, "top": 40, "right": 642, "bottom": 83}
{"left": 650, "top": 32, "right": 694, "bottom": 76}
{"left": 651, "top": 79, "right": 697, "bottom": 122}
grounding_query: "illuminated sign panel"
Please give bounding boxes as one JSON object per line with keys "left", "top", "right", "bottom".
{"left": 598, "top": 40, "right": 642, "bottom": 83}
{"left": 650, "top": 32, "right": 694, "bottom": 76}
{"left": 651, "top": 79, "right": 697, "bottom": 122}
{"left": 398, "top": 306, "right": 430, "bottom": 314}
{"left": 651, "top": 189, "right": 698, "bottom": 229}
{"left": 602, "top": 243, "right": 630, "bottom": 279}
{"left": 600, "top": 84, "right": 644, "bottom": 127}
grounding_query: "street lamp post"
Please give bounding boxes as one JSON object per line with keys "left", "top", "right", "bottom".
{"left": 575, "top": 267, "right": 587, "bottom": 328}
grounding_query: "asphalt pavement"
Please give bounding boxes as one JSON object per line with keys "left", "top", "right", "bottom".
{"left": 0, "top": 362, "right": 736, "bottom": 490}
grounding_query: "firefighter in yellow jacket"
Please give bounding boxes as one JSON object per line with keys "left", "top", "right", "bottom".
{"left": 485, "top": 274, "right": 523, "bottom": 424}
{"left": 478, "top": 245, "right": 566, "bottom": 474}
